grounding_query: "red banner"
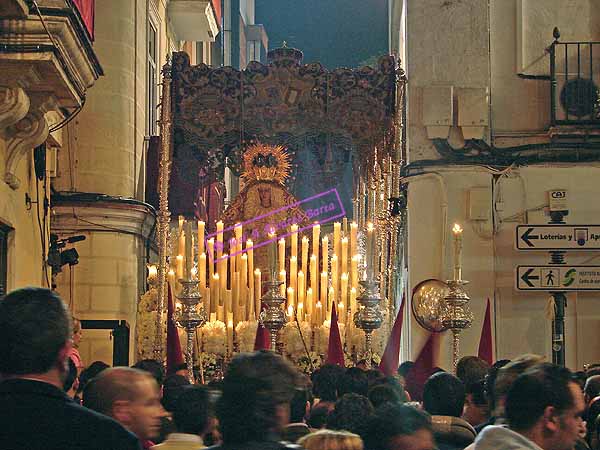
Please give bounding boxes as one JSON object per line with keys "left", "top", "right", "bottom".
{"left": 72, "top": 0, "right": 95, "bottom": 40}
{"left": 211, "top": 0, "right": 221, "bottom": 28}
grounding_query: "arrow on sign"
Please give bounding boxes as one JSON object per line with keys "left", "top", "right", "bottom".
{"left": 521, "top": 268, "right": 539, "bottom": 287}
{"left": 520, "top": 228, "right": 539, "bottom": 247}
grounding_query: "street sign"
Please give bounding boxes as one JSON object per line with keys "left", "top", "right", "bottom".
{"left": 516, "top": 225, "right": 600, "bottom": 250}
{"left": 515, "top": 265, "right": 600, "bottom": 291}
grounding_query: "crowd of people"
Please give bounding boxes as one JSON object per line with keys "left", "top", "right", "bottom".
{"left": 1, "top": 287, "right": 600, "bottom": 450}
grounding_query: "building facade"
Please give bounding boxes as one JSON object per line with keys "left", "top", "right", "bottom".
{"left": 392, "top": 0, "right": 600, "bottom": 368}
{"left": 0, "top": 0, "right": 268, "bottom": 365}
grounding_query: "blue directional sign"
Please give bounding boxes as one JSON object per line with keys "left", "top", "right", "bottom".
{"left": 516, "top": 225, "right": 600, "bottom": 251}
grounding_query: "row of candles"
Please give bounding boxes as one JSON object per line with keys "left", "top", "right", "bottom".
{"left": 168, "top": 217, "right": 379, "bottom": 331}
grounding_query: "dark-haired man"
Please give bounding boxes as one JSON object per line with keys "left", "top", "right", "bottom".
{"left": 363, "top": 403, "right": 435, "bottom": 450}
{"left": 473, "top": 363, "right": 585, "bottom": 450}
{"left": 0, "top": 287, "right": 140, "bottom": 450}
{"left": 152, "top": 385, "right": 212, "bottom": 450}
{"left": 212, "top": 350, "right": 301, "bottom": 450}
{"left": 423, "top": 372, "right": 476, "bottom": 450}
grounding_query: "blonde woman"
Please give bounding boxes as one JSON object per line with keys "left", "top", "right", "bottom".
{"left": 67, "top": 317, "right": 84, "bottom": 374}
{"left": 298, "top": 430, "right": 363, "bottom": 450}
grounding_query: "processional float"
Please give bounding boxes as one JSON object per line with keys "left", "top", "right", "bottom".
{"left": 138, "top": 46, "right": 408, "bottom": 380}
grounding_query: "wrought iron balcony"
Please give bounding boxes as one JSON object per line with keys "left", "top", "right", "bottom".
{"left": 549, "top": 32, "right": 600, "bottom": 126}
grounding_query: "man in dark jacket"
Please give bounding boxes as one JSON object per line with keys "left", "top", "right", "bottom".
{"left": 0, "top": 287, "right": 141, "bottom": 450}
{"left": 423, "top": 372, "right": 476, "bottom": 450}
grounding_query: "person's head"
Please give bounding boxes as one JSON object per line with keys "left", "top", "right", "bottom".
{"left": 506, "top": 363, "right": 585, "bottom": 450}
{"left": 368, "top": 384, "right": 402, "bottom": 409}
{"left": 456, "top": 356, "right": 490, "bottom": 386}
{"left": 132, "top": 359, "right": 164, "bottom": 386}
{"left": 397, "top": 361, "right": 414, "bottom": 387}
{"left": 313, "top": 364, "right": 345, "bottom": 402}
{"left": 463, "top": 379, "right": 489, "bottom": 427}
{"left": 327, "top": 393, "right": 374, "bottom": 436}
{"left": 423, "top": 372, "right": 465, "bottom": 418}
{"left": 0, "top": 288, "right": 72, "bottom": 383}
{"left": 484, "top": 359, "right": 510, "bottom": 412}
{"left": 584, "top": 375, "right": 600, "bottom": 404}
{"left": 162, "top": 374, "right": 190, "bottom": 412}
{"left": 72, "top": 317, "right": 83, "bottom": 348}
{"left": 290, "top": 387, "right": 311, "bottom": 423}
{"left": 63, "top": 357, "right": 79, "bottom": 397}
{"left": 363, "top": 403, "right": 434, "bottom": 450}
{"left": 366, "top": 369, "right": 386, "bottom": 390}
{"left": 173, "top": 385, "right": 212, "bottom": 436}
{"left": 494, "top": 354, "right": 544, "bottom": 416}
{"left": 298, "top": 429, "right": 363, "bottom": 450}
{"left": 307, "top": 402, "right": 333, "bottom": 429}
{"left": 83, "top": 367, "right": 166, "bottom": 441}
{"left": 339, "top": 367, "right": 369, "bottom": 397}
{"left": 77, "top": 360, "right": 110, "bottom": 395}
{"left": 216, "top": 351, "right": 300, "bottom": 443}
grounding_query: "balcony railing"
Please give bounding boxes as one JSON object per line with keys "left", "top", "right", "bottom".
{"left": 550, "top": 38, "right": 600, "bottom": 126}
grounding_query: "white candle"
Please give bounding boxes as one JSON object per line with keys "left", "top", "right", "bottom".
{"left": 350, "top": 222, "right": 358, "bottom": 257}
{"left": 301, "top": 237, "right": 309, "bottom": 278}
{"left": 198, "top": 253, "right": 207, "bottom": 290}
{"left": 216, "top": 221, "right": 224, "bottom": 259}
{"left": 198, "top": 221, "right": 205, "bottom": 255}
{"left": 254, "top": 269, "right": 262, "bottom": 318}
{"left": 322, "top": 236, "right": 329, "bottom": 274}
{"left": 453, "top": 223, "right": 463, "bottom": 280}
{"left": 185, "top": 221, "right": 193, "bottom": 279}
{"left": 366, "top": 222, "right": 375, "bottom": 279}
{"left": 207, "top": 238, "right": 215, "bottom": 278}
{"left": 341, "top": 237, "right": 348, "bottom": 274}
{"left": 291, "top": 224, "right": 298, "bottom": 260}
{"left": 278, "top": 238, "right": 286, "bottom": 273}
{"left": 176, "top": 255, "right": 184, "bottom": 280}
{"left": 279, "top": 270, "right": 287, "bottom": 297}
{"left": 334, "top": 222, "right": 341, "bottom": 259}
{"left": 312, "top": 223, "right": 320, "bottom": 264}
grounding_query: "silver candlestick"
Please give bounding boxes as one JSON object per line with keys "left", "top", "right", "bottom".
{"left": 354, "top": 278, "right": 384, "bottom": 368}
{"left": 441, "top": 279, "right": 473, "bottom": 373}
{"left": 175, "top": 279, "right": 207, "bottom": 384}
{"left": 259, "top": 274, "right": 286, "bottom": 351}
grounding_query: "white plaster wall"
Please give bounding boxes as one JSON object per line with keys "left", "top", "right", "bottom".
{"left": 0, "top": 141, "right": 47, "bottom": 290}
{"left": 53, "top": 0, "right": 144, "bottom": 197}
{"left": 406, "top": 0, "right": 490, "bottom": 162}
{"left": 407, "top": 165, "right": 600, "bottom": 369}
{"left": 402, "top": 0, "right": 600, "bottom": 369}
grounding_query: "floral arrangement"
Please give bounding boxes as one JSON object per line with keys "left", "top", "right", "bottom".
{"left": 236, "top": 320, "right": 258, "bottom": 353}
{"left": 198, "top": 352, "right": 223, "bottom": 382}
{"left": 294, "top": 351, "right": 323, "bottom": 374}
{"left": 201, "top": 320, "right": 227, "bottom": 355}
{"left": 282, "top": 321, "right": 313, "bottom": 357}
{"left": 136, "top": 288, "right": 160, "bottom": 360}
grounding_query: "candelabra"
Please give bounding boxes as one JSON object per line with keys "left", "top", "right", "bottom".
{"left": 354, "top": 278, "right": 384, "bottom": 368}
{"left": 175, "top": 279, "right": 207, "bottom": 384}
{"left": 259, "top": 275, "right": 286, "bottom": 351}
{"left": 441, "top": 279, "right": 473, "bottom": 373}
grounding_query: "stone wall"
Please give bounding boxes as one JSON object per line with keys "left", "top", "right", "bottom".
{"left": 401, "top": 0, "right": 600, "bottom": 369}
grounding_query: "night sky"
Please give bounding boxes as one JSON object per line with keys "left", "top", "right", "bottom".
{"left": 255, "top": 0, "right": 388, "bottom": 69}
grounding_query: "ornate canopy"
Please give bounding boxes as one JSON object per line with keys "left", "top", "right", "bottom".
{"left": 168, "top": 46, "right": 405, "bottom": 218}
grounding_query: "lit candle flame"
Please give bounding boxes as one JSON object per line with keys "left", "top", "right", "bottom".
{"left": 453, "top": 223, "right": 463, "bottom": 234}
{"left": 367, "top": 222, "right": 375, "bottom": 232}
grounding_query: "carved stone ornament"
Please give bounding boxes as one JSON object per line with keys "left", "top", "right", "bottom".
{"left": 4, "top": 94, "right": 54, "bottom": 190}
{"left": 0, "top": 86, "right": 29, "bottom": 131}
